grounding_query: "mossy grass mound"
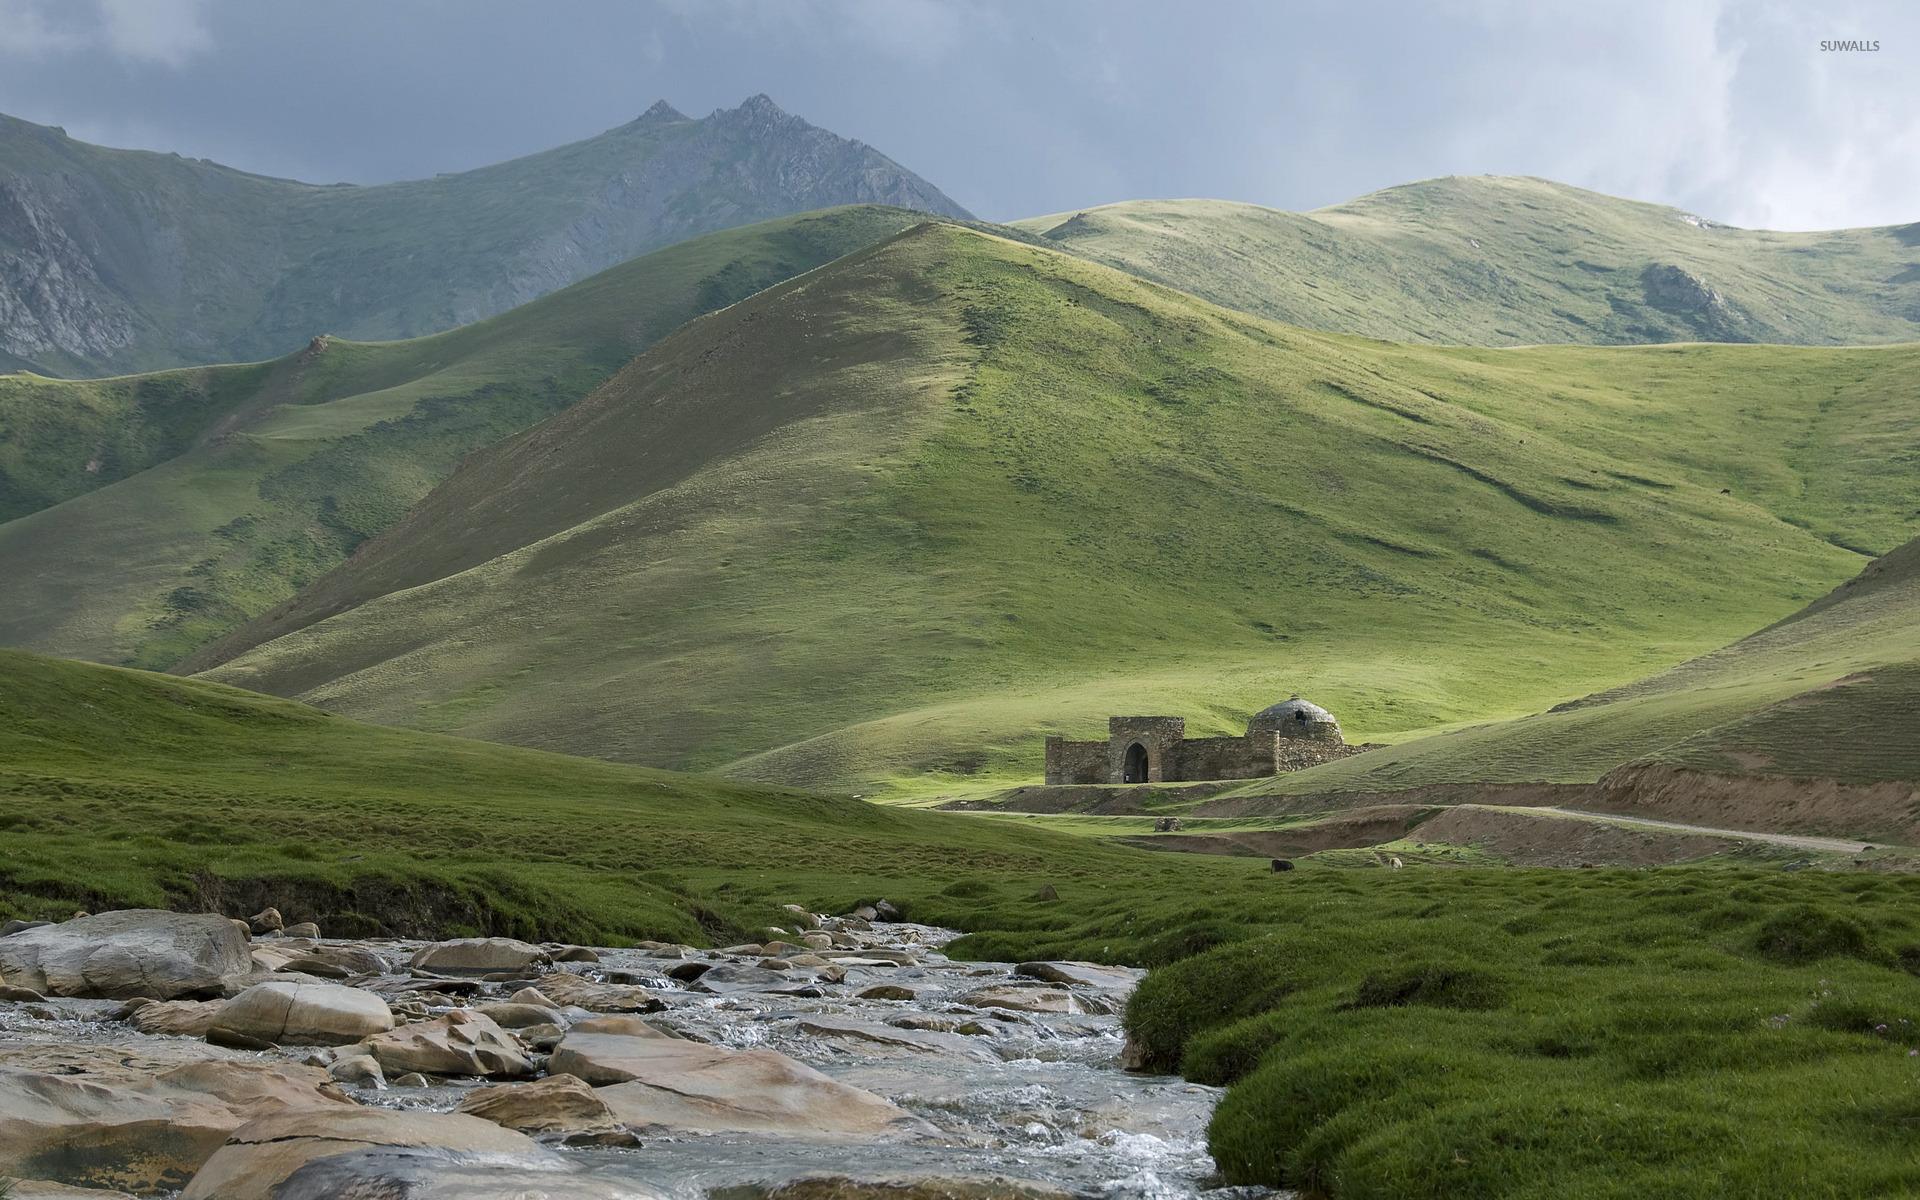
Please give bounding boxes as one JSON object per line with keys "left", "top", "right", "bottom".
{"left": 944, "top": 867, "right": 1920, "bottom": 1198}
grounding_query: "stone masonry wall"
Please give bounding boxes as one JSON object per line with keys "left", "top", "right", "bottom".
{"left": 1045, "top": 737, "right": 1109, "bottom": 785}
{"left": 1273, "top": 740, "right": 1364, "bottom": 772}
{"left": 1107, "top": 717, "right": 1186, "bottom": 784}
{"left": 1174, "top": 735, "right": 1278, "bottom": 781}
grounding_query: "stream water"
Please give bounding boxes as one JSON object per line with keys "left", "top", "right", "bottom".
{"left": 0, "top": 919, "right": 1277, "bottom": 1199}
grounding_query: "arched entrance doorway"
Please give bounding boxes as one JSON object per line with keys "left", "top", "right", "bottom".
{"left": 1123, "top": 741, "right": 1150, "bottom": 783}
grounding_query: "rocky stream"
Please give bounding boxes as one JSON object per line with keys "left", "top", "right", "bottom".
{"left": 0, "top": 906, "right": 1266, "bottom": 1199}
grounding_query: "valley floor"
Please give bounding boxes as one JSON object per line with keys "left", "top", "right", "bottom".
{"left": 6, "top": 651, "right": 1920, "bottom": 1198}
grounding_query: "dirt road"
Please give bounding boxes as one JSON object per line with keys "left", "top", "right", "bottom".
{"left": 1545, "top": 807, "right": 1874, "bottom": 854}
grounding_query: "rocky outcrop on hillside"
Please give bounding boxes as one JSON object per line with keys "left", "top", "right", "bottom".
{"left": 1638, "top": 262, "right": 1757, "bottom": 339}
{"left": 0, "top": 176, "right": 140, "bottom": 366}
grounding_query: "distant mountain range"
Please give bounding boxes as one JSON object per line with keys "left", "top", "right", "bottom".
{"left": 0, "top": 96, "right": 968, "bottom": 375}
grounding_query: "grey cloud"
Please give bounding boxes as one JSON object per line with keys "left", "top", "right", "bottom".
{"left": 0, "top": 0, "right": 1912, "bottom": 229}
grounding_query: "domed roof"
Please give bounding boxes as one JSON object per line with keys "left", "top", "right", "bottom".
{"left": 1252, "top": 696, "right": 1335, "bottom": 725}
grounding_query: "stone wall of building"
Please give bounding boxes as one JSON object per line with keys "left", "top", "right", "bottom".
{"left": 1107, "top": 717, "right": 1186, "bottom": 784}
{"left": 1045, "top": 716, "right": 1368, "bottom": 785}
{"left": 1175, "top": 735, "right": 1278, "bottom": 781}
{"left": 1273, "top": 739, "right": 1364, "bottom": 772}
{"left": 1044, "top": 737, "right": 1109, "bottom": 785}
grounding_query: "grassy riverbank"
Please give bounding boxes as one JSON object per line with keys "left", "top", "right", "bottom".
{"left": 7, "top": 648, "right": 1919, "bottom": 1197}
{"left": 941, "top": 868, "right": 1920, "bottom": 1199}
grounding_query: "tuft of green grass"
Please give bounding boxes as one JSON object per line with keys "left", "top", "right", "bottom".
{"left": 1753, "top": 904, "right": 1875, "bottom": 965}
{"left": 1347, "top": 960, "right": 1510, "bottom": 1010}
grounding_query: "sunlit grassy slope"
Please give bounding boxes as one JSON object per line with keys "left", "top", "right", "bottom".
{"left": 1236, "top": 532, "right": 1920, "bottom": 798}
{"left": 0, "top": 647, "right": 1200, "bottom": 941}
{"left": 1014, "top": 178, "right": 1920, "bottom": 346}
{"left": 0, "top": 206, "right": 934, "bottom": 667}
{"left": 187, "top": 223, "right": 1920, "bottom": 799}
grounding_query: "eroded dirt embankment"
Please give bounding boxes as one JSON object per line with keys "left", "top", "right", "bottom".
{"left": 1586, "top": 763, "right": 1920, "bottom": 846}
{"left": 1186, "top": 781, "right": 1591, "bottom": 819}
{"left": 1407, "top": 805, "right": 1744, "bottom": 867}
{"left": 1118, "top": 805, "right": 1437, "bottom": 858}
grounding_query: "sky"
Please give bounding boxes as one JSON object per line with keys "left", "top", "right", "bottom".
{"left": 0, "top": 0, "right": 1914, "bottom": 231}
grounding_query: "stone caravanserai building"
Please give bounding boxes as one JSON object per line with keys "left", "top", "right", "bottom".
{"left": 1044, "top": 697, "right": 1358, "bottom": 785}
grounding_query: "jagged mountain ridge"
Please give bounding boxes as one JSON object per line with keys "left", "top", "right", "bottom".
{"left": 0, "top": 96, "right": 969, "bottom": 375}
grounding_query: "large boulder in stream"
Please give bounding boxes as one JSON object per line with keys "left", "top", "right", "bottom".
{"left": 126, "top": 998, "right": 226, "bottom": 1037}
{"left": 1013, "top": 961, "right": 1141, "bottom": 992}
{"left": 408, "top": 937, "right": 550, "bottom": 975}
{"left": 356, "top": 1009, "right": 535, "bottom": 1078}
{"left": 960, "top": 984, "right": 1104, "bottom": 1015}
{"left": 180, "top": 1109, "right": 538, "bottom": 1200}
{"left": 3, "top": 1183, "right": 139, "bottom": 1199}
{"left": 213, "top": 980, "right": 395, "bottom": 1045}
{"left": 532, "top": 971, "right": 666, "bottom": 1012}
{"left": 268, "top": 1149, "right": 662, "bottom": 1199}
{"left": 0, "top": 910, "right": 251, "bottom": 1000}
{"left": 0, "top": 1040, "right": 350, "bottom": 1193}
{"left": 561, "top": 1027, "right": 921, "bottom": 1138}
{"left": 717, "top": 1178, "right": 1075, "bottom": 1200}
{"left": 793, "top": 1015, "right": 1000, "bottom": 1061}
{"left": 456, "top": 1073, "right": 626, "bottom": 1137}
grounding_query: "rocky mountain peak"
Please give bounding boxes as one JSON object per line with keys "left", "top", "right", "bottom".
{"left": 718, "top": 93, "right": 798, "bottom": 129}
{"left": 634, "top": 100, "right": 687, "bottom": 125}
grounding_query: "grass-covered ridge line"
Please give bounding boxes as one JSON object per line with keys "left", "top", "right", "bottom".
{"left": 193, "top": 223, "right": 1920, "bottom": 798}
{"left": 1015, "top": 178, "right": 1920, "bottom": 346}
{"left": 947, "top": 867, "right": 1920, "bottom": 1198}
{"left": 0, "top": 206, "right": 937, "bottom": 668}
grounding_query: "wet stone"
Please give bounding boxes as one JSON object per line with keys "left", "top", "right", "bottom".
{"left": 3, "top": 920, "right": 1230, "bottom": 1200}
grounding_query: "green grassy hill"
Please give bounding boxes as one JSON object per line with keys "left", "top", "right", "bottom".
{"left": 0, "top": 646, "right": 1185, "bottom": 940}
{"left": 0, "top": 99, "right": 967, "bottom": 376}
{"left": 1014, "top": 178, "right": 1920, "bottom": 346}
{"left": 0, "top": 206, "right": 936, "bottom": 667}
{"left": 186, "top": 223, "right": 1920, "bottom": 798}
{"left": 1231, "top": 530, "right": 1920, "bottom": 811}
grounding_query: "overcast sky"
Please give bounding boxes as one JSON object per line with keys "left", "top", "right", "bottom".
{"left": 0, "top": 0, "right": 1913, "bottom": 230}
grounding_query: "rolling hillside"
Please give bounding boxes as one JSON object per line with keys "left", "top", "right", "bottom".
{"left": 1223, "top": 530, "right": 1920, "bottom": 828}
{"left": 187, "top": 223, "right": 1920, "bottom": 797}
{"left": 0, "top": 646, "right": 1191, "bottom": 941}
{"left": 0, "top": 97, "right": 967, "bottom": 375}
{"left": 1015, "top": 178, "right": 1920, "bottom": 346}
{"left": 0, "top": 206, "right": 937, "bottom": 666}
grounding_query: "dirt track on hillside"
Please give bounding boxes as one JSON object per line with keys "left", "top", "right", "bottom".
{"left": 1408, "top": 804, "right": 1745, "bottom": 866}
{"left": 1587, "top": 763, "right": 1920, "bottom": 846}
